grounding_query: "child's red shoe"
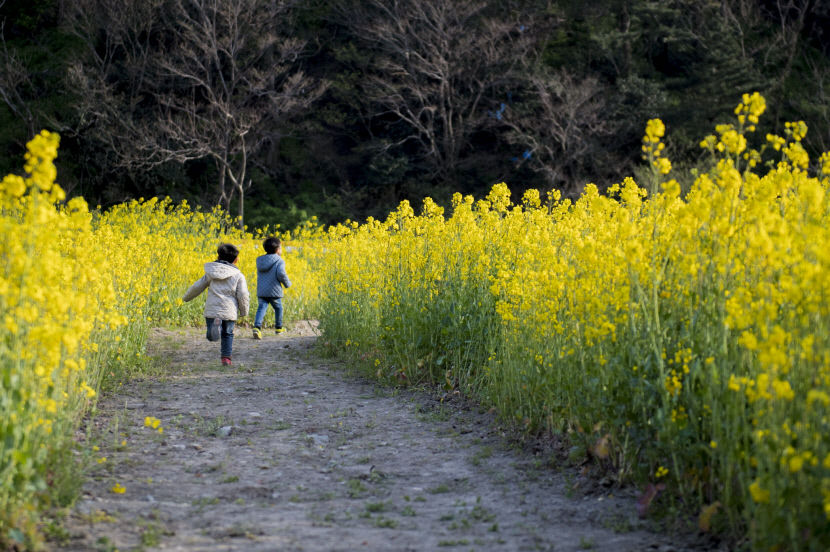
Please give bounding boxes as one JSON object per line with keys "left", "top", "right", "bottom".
{"left": 221, "top": 357, "right": 232, "bottom": 366}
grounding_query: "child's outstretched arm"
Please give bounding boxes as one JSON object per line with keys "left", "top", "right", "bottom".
{"left": 276, "top": 258, "right": 291, "bottom": 289}
{"left": 236, "top": 275, "right": 250, "bottom": 318}
{"left": 182, "top": 276, "right": 209, "bottom": 302}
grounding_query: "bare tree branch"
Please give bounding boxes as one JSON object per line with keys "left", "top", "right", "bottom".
{"left": 338, "top": 0, "right": 532, "bottom": 182}
{"left": 0, "top": 19, "right": 36, "bottom": 137}
{"left": 66, "top": 0, "right": 326, "bottom": 227}
{"left": 503, "top": 69, "right": 614, "bottom": 195}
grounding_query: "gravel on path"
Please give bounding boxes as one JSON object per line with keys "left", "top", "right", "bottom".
{"left": 56, "top": 322, "right": 715, "bottom": 552}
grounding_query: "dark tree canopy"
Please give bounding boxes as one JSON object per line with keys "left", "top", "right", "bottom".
{"left": 1, "top": 0, "right": 828, "bottom": 228}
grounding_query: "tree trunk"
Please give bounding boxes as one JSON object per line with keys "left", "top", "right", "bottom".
{"left": 238, "top": 187, "right": 244, "bottom": 230}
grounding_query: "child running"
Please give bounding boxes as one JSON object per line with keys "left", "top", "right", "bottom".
{"left": 183, "top": 243, "right": 250, "bottom": 365}
{"left": 252, "top": 236, "right": 291, "bottom": 339}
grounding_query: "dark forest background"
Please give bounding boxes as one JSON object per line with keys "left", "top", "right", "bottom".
{"left": 1, "top": 0, "right": 828, "bottom": 229}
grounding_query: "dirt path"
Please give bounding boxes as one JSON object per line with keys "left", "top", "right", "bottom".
{"left": 57, "top": 323, "right": 713, "bottom": 552}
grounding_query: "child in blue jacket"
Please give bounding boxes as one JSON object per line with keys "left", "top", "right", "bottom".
{"left": 252, "top": 237, "right": 291, "bottom": 339}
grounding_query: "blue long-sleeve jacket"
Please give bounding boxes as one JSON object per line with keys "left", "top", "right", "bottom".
{"left": 256, "top": 253, "right": 291, "bottom": 298}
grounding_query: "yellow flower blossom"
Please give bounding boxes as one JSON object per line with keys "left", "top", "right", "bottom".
{"left": 749, "top": 480, "right": 770, "bottom": 504}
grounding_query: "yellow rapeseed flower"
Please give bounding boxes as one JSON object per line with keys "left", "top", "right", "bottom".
{"left": 749, "top": 480, "right": 770, "bottom": 504}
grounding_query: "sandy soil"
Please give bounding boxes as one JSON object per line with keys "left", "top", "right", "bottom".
{"left": 55, "top": 322, "right": 719, "bottom": 551}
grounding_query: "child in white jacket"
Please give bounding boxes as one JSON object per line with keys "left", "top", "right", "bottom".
{"left": 183, "top": 243, "right": 250, "bottom": 366}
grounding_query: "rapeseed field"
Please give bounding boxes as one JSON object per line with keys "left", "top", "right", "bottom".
{"left": 2, "top": 93, "right": 829, "bottom": 550}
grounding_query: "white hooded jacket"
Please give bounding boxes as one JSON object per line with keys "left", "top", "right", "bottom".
{"left": 183, "top": 261, "right": 250, "bottom": 320}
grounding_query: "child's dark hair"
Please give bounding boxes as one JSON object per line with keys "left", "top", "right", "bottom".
{"left": 263, "top": 237, "right": 281, "bottom": 254}
{"left": 217, "top": 243, "right": 240, "bottom": 263}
